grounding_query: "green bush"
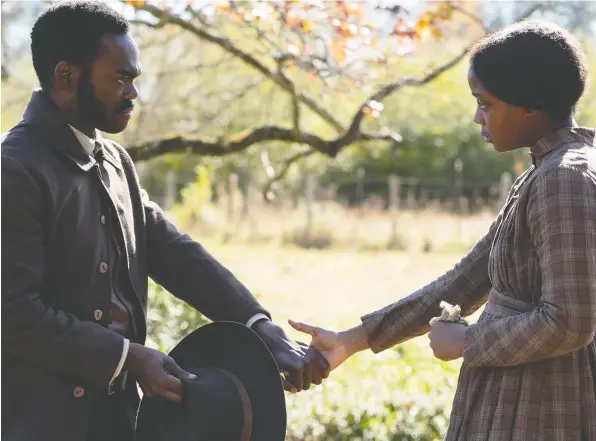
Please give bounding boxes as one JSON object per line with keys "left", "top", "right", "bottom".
{"left": 145, "top": 280, "right": 210, "bottom": 352}
{"left": 285, "top": 343, "right": 460, "bottom": 441}
{"left": 168, "top": 165, "right": 215, "bottom": 231}
{"left": 146, "top": 282, "right": 459, "bottom": 440}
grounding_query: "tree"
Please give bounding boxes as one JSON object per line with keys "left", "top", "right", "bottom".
{"left": 121, "top": 0, "right": 546, "bottom": 191}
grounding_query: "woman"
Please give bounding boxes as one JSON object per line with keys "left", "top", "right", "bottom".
{"left": 290, "top": 20, "right": 595, "bottom": 441}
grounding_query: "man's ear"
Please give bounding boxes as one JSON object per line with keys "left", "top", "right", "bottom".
{"left": 54, "top": 61, "right": 81, "bottom": 91}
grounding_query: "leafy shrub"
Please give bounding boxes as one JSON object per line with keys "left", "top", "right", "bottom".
{"left": 146, "top": 282, "right": 459, "bottom": 440}
{"left": 168, "top": 165, "right": 216, "bottom": 231}
{"left": 146, "top": 280, "right": 210, "bottom": 352}
{"left": 285, "top": 343, "right": 460, "bottom": 441}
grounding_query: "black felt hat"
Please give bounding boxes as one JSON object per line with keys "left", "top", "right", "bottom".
{"left": 135, "top": 321, "right": 286, "bottom": 441}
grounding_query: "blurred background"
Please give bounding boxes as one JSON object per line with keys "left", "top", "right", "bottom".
{"left": 2, "top": 1, "right": 595, "bottom": 439}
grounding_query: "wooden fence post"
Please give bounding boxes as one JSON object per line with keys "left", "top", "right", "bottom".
{"left": 304, "top": 173, "right": 316, "bottom": 238}
{"left": 164, "top": 170, "right": 176, "bottom": 210}
{"left": 388, "top": 174, "right": 401, "bottom": 248}
{"left": 454, "top": 158, "right": 464, "bottom": 242}
{"left": 499, "top": 172, "right": 513, "bottom": 207}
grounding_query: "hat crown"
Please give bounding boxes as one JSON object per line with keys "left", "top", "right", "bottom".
{"left": 183, "top": 368, "right": 252, "bottom": 441}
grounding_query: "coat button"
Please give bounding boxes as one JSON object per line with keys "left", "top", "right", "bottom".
{"left": 73, "top": 386, "right": 85, "bottom": 398}
{"left": 99, "top": 262, "right": 108, "bottom": 273}
{"left": 94, "top": 309, "right": 103, "bottom": 321}
{"left": 100, "top": 214, "right": 106, "bottom": 225}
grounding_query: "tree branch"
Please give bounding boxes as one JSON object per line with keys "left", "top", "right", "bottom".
{"left": 448, "top": 2, "right": 488, "bottom": 32}
{"left": 340, "top": 45, "right": 469, "bottom": 155}
{"left": 130, "top": 18, "right": 165, "bottom": 29}
{"left": 275, "top": 59, "right": 302, "bottom": 138}
{"left": 512, "top": 2, "right": 546, "bottom": 24}
{"left": 262, "top": 149, "right": 316, "bottom": 200}
{"left": 156, "top": 57, "right": 236, "bottom": 75}
{"left": 336, "top": 0, "right": 546, "bottom": 155}
{"left": 126, "top": 123, "right": 400, "bottom": 162}
{"left": 124, "top": 0, "right": 546, "bottom": 175}
{"left": 131, "top": 2, "right": 345, "bottom": 133}
{"left": 127, "top": 126, "right": 317, "bottom": 161}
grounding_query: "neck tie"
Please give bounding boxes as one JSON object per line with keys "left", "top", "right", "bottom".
{"left": 93, "top": 141, "right": 105, "bottom": 162}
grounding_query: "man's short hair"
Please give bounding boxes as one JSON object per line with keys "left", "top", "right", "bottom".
{"left": 470, "top": 20, "right": 589, "bottom": 120}
{"left": 31, "top": 0, "right": 129, "bottom": 90}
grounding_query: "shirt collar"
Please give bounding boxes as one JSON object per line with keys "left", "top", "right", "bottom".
{"left": 530, "top": 126, "right": 596, "bottom": 165}
{"left": 68, "top": 125, "right": 102, "bottom": 156}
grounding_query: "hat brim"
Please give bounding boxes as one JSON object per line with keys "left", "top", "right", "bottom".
{"left": 141, "top": 321, "right": 286, "bottom": 441}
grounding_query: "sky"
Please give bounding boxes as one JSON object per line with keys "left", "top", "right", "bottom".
{"left": 1, "top": 0, "right": 595, "bottom": 71}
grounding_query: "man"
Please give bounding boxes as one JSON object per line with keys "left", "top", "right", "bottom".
{"left": 1, "top": 2, "right": 329, "bottom": 441}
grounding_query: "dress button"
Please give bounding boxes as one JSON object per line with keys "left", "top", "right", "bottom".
{"left": 100, "top": 214, "right": 106, "bottom": 225}
{"left": 94, "top": 309, "right": 103, "bottom": 321}
{"left": 99, "top": 262, "right": 108, "bottom": 273}
{"left": 73, "top": 386, "right": 85, "bottom": 398}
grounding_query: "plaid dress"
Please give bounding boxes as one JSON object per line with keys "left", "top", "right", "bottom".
{"left": 361, "top": 127, "right": 596, "bottom": 441}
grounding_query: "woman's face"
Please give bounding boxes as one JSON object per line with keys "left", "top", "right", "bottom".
{"left": 467, "top": 66, "right": 538, "bottom": 153}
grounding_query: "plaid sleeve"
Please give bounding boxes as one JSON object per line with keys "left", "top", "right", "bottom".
{"left": 360, "top": 220, "right": 497, "bottom": 353}
{"left": 464, "top": 166, "right": 596, "bottom": 367}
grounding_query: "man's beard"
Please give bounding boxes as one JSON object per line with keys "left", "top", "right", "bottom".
{"left": 76, "top": 69, "right": 108, "bottom": 126}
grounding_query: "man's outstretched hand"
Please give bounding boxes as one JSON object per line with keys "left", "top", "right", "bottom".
{"left": 252, "top": 320, "right": 330, "bottom": 393}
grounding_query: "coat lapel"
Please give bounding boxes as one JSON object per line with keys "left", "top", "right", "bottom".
{"left": 22, "top": 89, "right": 96, "bottom": 172}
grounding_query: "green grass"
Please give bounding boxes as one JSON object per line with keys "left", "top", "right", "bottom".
{"left": 147, "top": 241, "right": 481, "bottom": 440}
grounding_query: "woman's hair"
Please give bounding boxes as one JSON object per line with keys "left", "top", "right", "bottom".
{"left": 470, "top": 20, "right": 589, "bottom": 120}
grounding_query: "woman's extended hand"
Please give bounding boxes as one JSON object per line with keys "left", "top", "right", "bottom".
{"left": 288, "top": 320, "right": 369, "bottom": 372}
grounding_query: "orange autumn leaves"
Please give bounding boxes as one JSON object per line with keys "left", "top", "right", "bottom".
{"left": 127, "top": 1, "right": 455, "bottom": 62}
{"left": 124, "top": 0, "right": 458, "bottom": 122}
{"left": 362, "top": 100, "right": 384, "bottom": 120}
{"left": 215, "top": 1, "right": 455, "bottom": 66}
{"left": 212, "top": 1, "right": 456, "bottom": 120}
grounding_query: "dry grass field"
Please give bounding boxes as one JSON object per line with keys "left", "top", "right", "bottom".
{"left": 188, "top": 203, "right": 495, "bottom": 332}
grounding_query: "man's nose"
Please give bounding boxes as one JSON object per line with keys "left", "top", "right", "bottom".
{"left": 123, "top": 82, "right": 138, "bottom": 101}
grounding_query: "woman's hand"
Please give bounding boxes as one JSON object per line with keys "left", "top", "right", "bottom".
{"left": 289, "top": 320, "right": 369, "bottom": 372}
{"left": 428, "top": 321, "right": 468, "bottom": 361}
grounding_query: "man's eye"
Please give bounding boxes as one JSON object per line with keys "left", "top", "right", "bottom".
{"left": 117, "top": 78, "right": 131, "bottom": 84}
{"left": 477, "top": 101, "right": 487, "bottom": 109}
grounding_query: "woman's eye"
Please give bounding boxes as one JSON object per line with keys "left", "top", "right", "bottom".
{"left": 117, "top": 78, "right": 131, "bottom": 84}
{"left": 477, "top": 101, "right": 487, "bottom": 110}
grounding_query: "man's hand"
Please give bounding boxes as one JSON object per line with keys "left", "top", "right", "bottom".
{"left": 252, "top": 320, "right": 330, "bottom": 393}
{"left": 125, "top": 343, "right": 196, "bottom": 403}
{"left": 428, "top": 321, "right": 467, "bottom": 361}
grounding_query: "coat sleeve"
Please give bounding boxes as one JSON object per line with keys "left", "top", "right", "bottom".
{"left": 1, "top": 155, "right": 124, "bottom": 388}
{"left": 463, "top": 166, "right": 596, "bottom": 367}
{"left": 141, "top": 190, "right": 271, "bottom": 325}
